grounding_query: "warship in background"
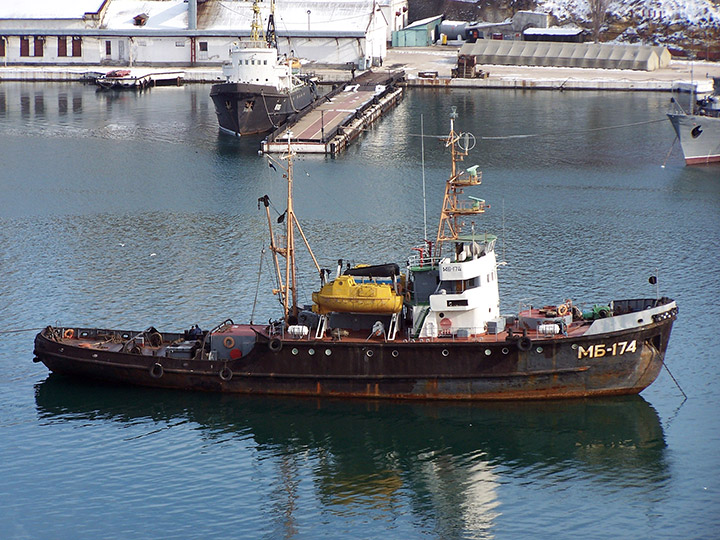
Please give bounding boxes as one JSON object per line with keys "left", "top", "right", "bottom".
{"left": 668, "top": 77, "right": 720, "bottom": 165}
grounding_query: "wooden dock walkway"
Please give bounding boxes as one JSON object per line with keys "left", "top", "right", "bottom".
{"left": 261, "top": 70, "right": 405, "bottom": 155}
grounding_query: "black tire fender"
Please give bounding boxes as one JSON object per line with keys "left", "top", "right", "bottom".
{"left": 268, "top": 338, "right": 282, "bottom": 352}
{"left": 150, "top": 363, "right": 164, "bottom": 379}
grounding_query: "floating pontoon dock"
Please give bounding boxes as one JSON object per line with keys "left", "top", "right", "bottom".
{"left": 261, "top": 70, "right": 405, "bottom": 155}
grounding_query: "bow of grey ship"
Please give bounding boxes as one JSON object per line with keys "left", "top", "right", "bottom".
{"left": 34, "top": 109, "right": 678, "bottom": 401}
{"left": 668, "top": 77, "right": 720, "bottom": 165}
{"left": 209, "top": 0, "right": 319, "bottom": 136}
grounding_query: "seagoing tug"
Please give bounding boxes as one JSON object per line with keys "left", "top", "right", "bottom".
{"left": 34, "top": 109, "right": 677, "bottom": 400}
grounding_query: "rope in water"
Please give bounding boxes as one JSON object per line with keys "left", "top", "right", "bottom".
{"left": 396, "top": 117, "right": 669, "bottom": 141}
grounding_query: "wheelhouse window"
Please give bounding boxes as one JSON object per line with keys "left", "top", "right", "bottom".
{"left": 105, "top": 40, "right": 112, "bottom": 56}
{"left": 20, "top": 37, "right": 30, "bottom": 57}
{"left": 438, "top": 277, "right": 480, "bottom": 294}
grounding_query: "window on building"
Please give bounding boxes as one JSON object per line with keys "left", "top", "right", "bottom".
{"left": 34, "top": 37, "right": 44, "bottom": 57}
{"left": 58, "top": 36, "right": 68, "bottom": 57}
{"left": 199, "top": 41, "right": 208, "bottom": 52}
{"left": 72, "top": 37, "right": 82, "bottom": 57}
{"left": 20, "top": 37, "right": 30, "bottom": 57}
{"left": 105, "top": 40, "right": 112, "bottom": 56}
{"left": 0, "top": 37, "right": 5, "bottom": 58}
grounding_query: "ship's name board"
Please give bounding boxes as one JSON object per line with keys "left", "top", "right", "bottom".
{"left": 441, "top": 264, "right": 463, "bottom": 274}
{"left": 578, "top": 340, "right": 637, "bottom": 359}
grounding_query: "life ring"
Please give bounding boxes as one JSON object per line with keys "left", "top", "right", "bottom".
{"left": 223, "top": 336, "right": 235, "bottom": 349}
{"left": 518, "top": 337, "right": 532, "bottom": 351}
{"left": 63, "top": 328, "right": 74, "bottom": 339}
{"left": 557, "top": 304, "right": 569, "bottom": 317}
{"left": 150, "top": 363, "right": 164, "bottom": 378}
{"left": 219, "top": 367, "right": 233, "bottom": 381}
{"left": 268, "top": 338, "right": 282, "bottom": 352}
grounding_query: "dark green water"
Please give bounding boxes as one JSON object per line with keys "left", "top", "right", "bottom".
{"left": 0, "top": 82, "right": 718, "bottom": 539}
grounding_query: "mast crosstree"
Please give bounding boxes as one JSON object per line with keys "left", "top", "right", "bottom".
{"left": 435, "top": 107, "right": 487, "bottom": 259}
{"left": 261, "top": 136, "right": 322, "bottom": 324}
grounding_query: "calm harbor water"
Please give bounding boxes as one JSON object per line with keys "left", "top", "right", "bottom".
{"left": 1, "top": 82, "right": 718, "bottom": 539}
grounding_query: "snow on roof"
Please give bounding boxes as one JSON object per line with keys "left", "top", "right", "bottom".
{"left": 102, "top": 0, "right": 187, "bottom": 30}
{"left": 208, "top": 0, "right": 377, "bottom": 34}
{"left": 404, "top": 15, "right": 443, "bottom": 30}
{"left": 1, "top": 0, "right": 381, "bottom": 35}
{"left": 0, "top": 0, "right": 105, "bottom": 19}
{"left": 524, "top": 27, "right": 583, "bottom": 35}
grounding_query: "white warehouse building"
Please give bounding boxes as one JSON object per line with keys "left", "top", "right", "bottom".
{"left": 0, "top": 0, "right": 406, "bottom": 68}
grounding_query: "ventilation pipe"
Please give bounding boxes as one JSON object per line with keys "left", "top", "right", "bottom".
{"left": 188, "top": 0, "right": 197, "bottom": 30}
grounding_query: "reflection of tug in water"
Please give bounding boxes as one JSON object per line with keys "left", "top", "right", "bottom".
{"left": 34, "top": 109, "right": 677, "bottom": 400}
{"left": 209, "top": 0, "right": 319, "bottom": 136}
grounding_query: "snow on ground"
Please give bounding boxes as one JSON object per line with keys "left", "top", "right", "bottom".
{"left": 538, "top": 0, "right": 720, "bottom": 26}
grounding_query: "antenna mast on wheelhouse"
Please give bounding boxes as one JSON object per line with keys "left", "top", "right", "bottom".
{"left": 435, "top": 107, "right": 487, "bottom": 259}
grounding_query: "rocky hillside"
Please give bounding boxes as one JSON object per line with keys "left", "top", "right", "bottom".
{"left": 409, "top": 0, "right": 720, "bottom": 59}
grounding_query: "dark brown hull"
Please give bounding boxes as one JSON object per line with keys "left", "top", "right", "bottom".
{"left": 34, "top": 313, "right": 675, "bottom": 401}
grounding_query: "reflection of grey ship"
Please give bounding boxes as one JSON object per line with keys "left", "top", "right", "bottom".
{"left": 667, "top": 77, "right": 720, "bottom": 165}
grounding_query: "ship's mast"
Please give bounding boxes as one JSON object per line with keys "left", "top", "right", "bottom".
{"left": 250, "top": 0, "right": 266, "bottom": 43}
{"left": 262, "top": 136, "right": 322, "bottom": 325}
{"left": 435, "top": 107, "right": 486, "bottom": 260}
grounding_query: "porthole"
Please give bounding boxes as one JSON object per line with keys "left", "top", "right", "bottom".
{"left": 325, "top": 349, "right": 332, "bottom": 356}
{"left": 308, "top": 348, "right": 315, "bottom": 356}
{"left": 292, "top": 348, "right": 299, "bottom": 355}
{"left": 484, "top": 349, "right": 491, "bottom": 356}
{"left": 571, "top": 344, "right": 578, "bottom": 350}
{"left": 366, "top": 349, "right": 374, "bottom": 357}
{"left": 442, "top": 349, "right": 449, "bottom": 357}
{"left": 501, "top": 347, "right": 509, "bottom": 355}
{"left": 391, "top": 350, "right": 399, "bottom": 358}
{"left": 536, "top": 346, "right": 543, "bottom": 353}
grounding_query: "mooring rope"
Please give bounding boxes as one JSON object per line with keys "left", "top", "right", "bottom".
{"left": 369, "top": 117, "right": 670, "bottom": 141}
{"left": 0, "top": 327, "right": 44, "bottom": 334}
{"left": 250, "top": 245, "right": 266, "bottom": 325}
{"left": 663, "top": 361, "right": 688, "bottom": 400}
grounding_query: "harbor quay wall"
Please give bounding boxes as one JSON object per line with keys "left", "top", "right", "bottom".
{"left": 406, "top": 76, "right": 677, "bottom": 92}
{"left": 1, "top": 47, "right": 718, "bottom": 92}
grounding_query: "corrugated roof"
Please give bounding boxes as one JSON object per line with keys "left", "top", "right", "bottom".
{"left": 460, "top": 39, "right": 666, "bottom": 71}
